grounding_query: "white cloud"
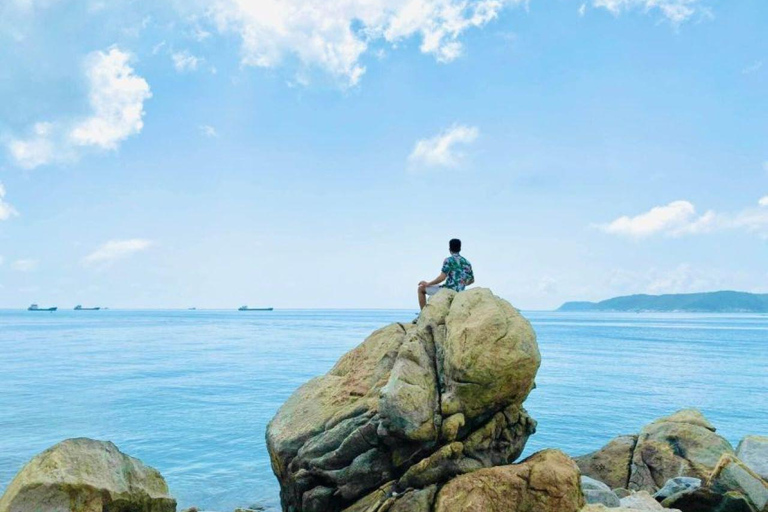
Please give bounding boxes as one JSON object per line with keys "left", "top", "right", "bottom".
{"left": 12, "top": 258, "right": 38, "bottom": 272}
{"left": 69, "top": 48, "right": 152, "bottom": 149}
{"left": 172, "top": 50, "right": 202, "bottom": 72}
{"left": 7, "top": 47, "right": 151, "bottom": 169}
{"left": 205, "top": 0, "right": 525, "bottom": 86}
{"left": 579, "top": 3, "right": 587, "bottom": 16}
{"left": 83, "top": 238, "right": 152, "bottom": 266}
{"left": 599, "top": 200, "right": 709, "bottom": 238}
{"left": 0, "top": 183, "right": 19, "bottom": 221}
{"left": 600, "top": 197, "right": 768, "bottom": 239}
{"left": 592, "top": 0, "right": 708, "bottom": 24}
{"left": 199, "top": 125, "right": 219, "bottom": 138}
{"left": 408, "top": 123, "right": 479, "bottom": 168}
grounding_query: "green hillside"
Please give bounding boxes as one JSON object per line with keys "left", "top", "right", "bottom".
{"left": 557, "top": 291, "right": 768, "bottom": 312}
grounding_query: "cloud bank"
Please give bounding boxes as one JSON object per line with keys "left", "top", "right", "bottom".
{"left": 205, "top": 0, "right": 526, "bottom": 86}
{"left": 599, "top": 197, "right": 768, "bottom": 238}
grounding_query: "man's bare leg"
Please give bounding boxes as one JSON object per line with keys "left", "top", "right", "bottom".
{"left": 418, "top": 285, "right": 427, "bottom": 310}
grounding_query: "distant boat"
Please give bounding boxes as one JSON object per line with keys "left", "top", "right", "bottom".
{"left": 74, "top": 305, "right": 101, "bottom": 311}
{"left": 28, "top": 304, "right": 57, "bottom": 312}
{"left": 238, "top": 305, "right": 274, "bottom": 311}
{"left": 188, "top": 307, "right": 197, "bottom": 310}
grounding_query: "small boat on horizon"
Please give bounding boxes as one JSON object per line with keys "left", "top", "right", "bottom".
{"left": 74, "top": 305, "right": 101, "bottom": 311}
{"left": 28, "top": 304, "right": 57, "bottom": 312}
{"left": 238, "top": 305, "right": 274, "bottom": 311}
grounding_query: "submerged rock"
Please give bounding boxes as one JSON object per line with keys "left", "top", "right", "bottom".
{"left": 0, "top": 438, "right": 175, "bottom": 512}
{"left": 266, "top": 288, "right": 541, "bottom": 512}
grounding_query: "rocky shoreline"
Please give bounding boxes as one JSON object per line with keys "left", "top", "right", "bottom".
{"left": 1, "top": 288, "right": 766, "bottom": 512}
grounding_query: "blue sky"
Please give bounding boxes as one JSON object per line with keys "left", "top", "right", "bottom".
{"left": 0, "top": 0, "right": 766, "bottom": 309}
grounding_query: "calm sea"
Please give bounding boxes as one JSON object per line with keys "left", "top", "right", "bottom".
{"left": 0, "top": 310, "right": 766, "bottom": 511}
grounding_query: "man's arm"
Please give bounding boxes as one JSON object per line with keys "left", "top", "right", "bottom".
{"left": 419, "top": 272, "right": 447, "bottom": 287}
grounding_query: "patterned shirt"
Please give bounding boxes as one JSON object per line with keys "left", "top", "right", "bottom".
{"left": 441, "top": 253, "right": 474, "bottom": 292}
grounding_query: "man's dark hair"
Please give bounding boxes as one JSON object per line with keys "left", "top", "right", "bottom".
{"left": 449, "top": 239, "right": 462, "bottom": 253}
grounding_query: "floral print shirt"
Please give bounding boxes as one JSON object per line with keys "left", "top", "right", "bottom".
{"left": 441, "top": 253, "right": 474, "bottom": 292}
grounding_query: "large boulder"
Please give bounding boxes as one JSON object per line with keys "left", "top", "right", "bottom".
{"left": 708, "top": 454, "right": 768, "bottom": 511}
{"left": 576, "top": 435, "right": 638, "bottom": 490}
{"left": 577, "top": 409, "right": 735, "bottom": 494}
{"left": 266, "top": 288, "right": 541, "bottom": 512}
{"left": 737, "top": 436, "right": 768, "bottom": 482}
{"left": 433, "top": 449, "right": 585, "bottom": 512}
{"left": 0, "top": 438, "right": 175, "bottom": 512}
{"left": 629, "top": 409, "right": 735, "bottom": 492}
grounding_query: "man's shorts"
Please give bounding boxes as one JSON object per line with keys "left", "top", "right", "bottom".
{"left": 425, "top": 285, "right": 443, "bottom": 296}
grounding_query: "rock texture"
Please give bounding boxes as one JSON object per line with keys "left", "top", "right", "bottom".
{"left": 433, "top": 449, "right": 584, "bottom": 512}
{"left": 708, "top": 454, "right": 768, "bottom": 511}
{"left": 0, "top": 438, "right": 175, "bottom": 512}
{"left": 620, "top": 490, "right": 666, "bottom": 510}
{"left": 654, "top": 477, "right": 702, "bottom": 501}
{"left": 660, "top": 487, "right": 757, "bottom": 512}
{"left": 737, "top": 436, "right": 768, "bottom": 482}
{"left": 582, "top": 506, "right": 681, "bottom": 512}
{"left": 577, "top": 409, "right": 735, "bottom": 494}
{"left": 266, "top": 288, "right": 542, "bottom": 512}
{"left": 576, "top": 435, "right": 638, "bottom": 490}
{"left": 630, "top": 410, "right": 735, "bottom": 492}
{"left": 582, "top": 475, "right": 621, "bottom": 507}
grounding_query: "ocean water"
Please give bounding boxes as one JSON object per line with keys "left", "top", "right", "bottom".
{"left": 0, "top": 309, "right": 766, "bottom": 511}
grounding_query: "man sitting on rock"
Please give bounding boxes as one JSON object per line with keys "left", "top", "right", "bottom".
{"left": 418, "top": 238, "right": 475, "bottom": 310}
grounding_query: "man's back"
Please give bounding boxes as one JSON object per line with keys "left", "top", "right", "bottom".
{"left": 441, "top": 253, "right": 473, "bottom": 292}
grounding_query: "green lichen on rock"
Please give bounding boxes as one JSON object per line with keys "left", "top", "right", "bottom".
{"left": 576, "top": 409, "right": 736, "bottom": 495}
{"left": 266, "top": 288, "right": 542, "bottom": 512}
{"left": 0, "top": 438, "right": 175, "bottom": 512}
{"left": 433, "top": 449, "right": 585, "bottom": 512}
{"left": 629, "top": 409, "right": 735, "bottom": 492}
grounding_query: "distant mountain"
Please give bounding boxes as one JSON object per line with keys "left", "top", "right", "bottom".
{"left": 557, "top": 291, "right": 768, "bottom": 313}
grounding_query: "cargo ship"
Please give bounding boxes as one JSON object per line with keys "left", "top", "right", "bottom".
{"left": 238, "top": 305, "right": 274, "bottom": 311}
{"left": 28, "top": 304, "right": 57, "bottom": 312}
{"left": 74, "top": 305, "right": 101, "bottom": 311}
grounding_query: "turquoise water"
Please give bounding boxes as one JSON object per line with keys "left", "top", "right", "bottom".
{"left": 0, "top": 310, "right": 766, "bottom": 511}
